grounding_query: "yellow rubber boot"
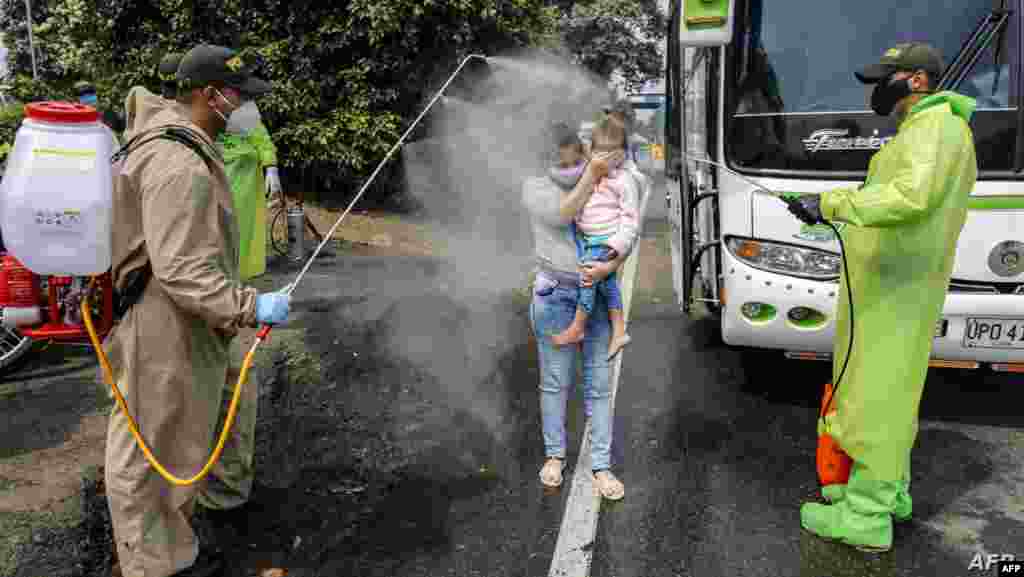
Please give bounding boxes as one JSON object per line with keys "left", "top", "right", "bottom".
{"left": 821, "top": 454, "right": 912, "bottom": 522}
{"left": 801, "top": 463, "right": 896, "bottom": 552}
{"left": 821, "top": 483, "right": 911, "bottom": 522}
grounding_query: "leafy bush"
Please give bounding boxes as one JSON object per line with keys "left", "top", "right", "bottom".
{"left": 0, "top": 103, "right": 24, "bottom": 165}
{"left": 558, "top": 0, "right": 667, "bottom": 92}
{"left": 1, "top": 1, "right": 665, "bottom": 204}
{"left": 2, "top": 0, "right": 559, "bottom": 205}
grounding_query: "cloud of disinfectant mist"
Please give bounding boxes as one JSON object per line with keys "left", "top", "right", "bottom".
{"left": 384, "top": 49, "right": 612, "bottom": 461}
{"left": 404, "top": 48, "right": 612, "bottom": 299}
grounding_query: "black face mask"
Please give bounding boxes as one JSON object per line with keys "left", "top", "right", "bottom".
{"left": 870, "top": 73, "right": 932, "bottom": 116}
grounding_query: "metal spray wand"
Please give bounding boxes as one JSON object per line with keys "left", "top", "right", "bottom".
{"left": 272, "top": 54, "right": 491, "bottom": 303}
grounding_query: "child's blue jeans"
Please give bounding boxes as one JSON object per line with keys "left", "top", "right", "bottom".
{"left": 576, "top": 232, "right": 623, "bottom": 314}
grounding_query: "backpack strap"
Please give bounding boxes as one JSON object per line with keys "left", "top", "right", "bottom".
{"left": 111, "top": 125, "right": 219, "bottom": 318}
{"left": 112, "top": 124, "right": 218, "bottom": 170}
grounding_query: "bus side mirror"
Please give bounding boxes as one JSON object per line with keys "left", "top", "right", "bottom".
{"left": 678, "top": 0, "right": 735, "bottom": 47}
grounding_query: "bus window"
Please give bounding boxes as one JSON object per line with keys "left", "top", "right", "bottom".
{"left": 961, "top": 21, "right": 1015, "bottom": 111}
{"left": 726, "top": 0, "right": 1018, "bottom": 177}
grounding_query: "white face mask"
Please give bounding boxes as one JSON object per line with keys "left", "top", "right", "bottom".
{"left": 226, "top": 100, "right": 262, "bottom": 134}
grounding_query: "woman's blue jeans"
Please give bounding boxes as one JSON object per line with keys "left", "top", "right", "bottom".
{"left": 530, "top": 270, "right": 613, "bottom": 471}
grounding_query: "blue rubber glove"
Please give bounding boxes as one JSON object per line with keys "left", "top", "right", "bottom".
{"left": 256, "top": 292, "right": 291, "bottom": 325}
{"left": 265, "top": 166, "right": 281, "bottom": 198}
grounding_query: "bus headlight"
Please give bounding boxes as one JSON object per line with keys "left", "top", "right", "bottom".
{"left": 726, "top": 237, "right": 840, "bottom": 280}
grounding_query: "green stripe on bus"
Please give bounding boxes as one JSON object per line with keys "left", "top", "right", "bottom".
{"left": 968, "top": 196, "right": 1024, "bottom": 210}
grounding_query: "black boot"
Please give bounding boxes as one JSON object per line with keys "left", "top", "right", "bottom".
{"left": 198, "top": 482, "right": 287, "bottom": 538}
{"left": 170, "top": 547, "right": 224, "bottom": 577}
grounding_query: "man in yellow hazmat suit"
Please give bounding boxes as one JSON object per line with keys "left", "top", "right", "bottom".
{"left": 787, "top": 43, "right": 977, "bottom": 552}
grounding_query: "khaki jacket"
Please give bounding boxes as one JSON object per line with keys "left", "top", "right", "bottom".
{"left": 104, "top": 89, "right": 258, "bottom": 490}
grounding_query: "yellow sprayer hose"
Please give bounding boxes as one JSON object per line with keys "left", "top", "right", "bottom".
{"left": 73, "top": 56, "right": 488, "bottom": 487}
{"left": 82, "top": 278, "right": 266, "bottom": 486}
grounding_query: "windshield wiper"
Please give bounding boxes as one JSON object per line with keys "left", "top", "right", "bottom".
{"left": 938, "top": 7, "right": 1010, "bottom": 91}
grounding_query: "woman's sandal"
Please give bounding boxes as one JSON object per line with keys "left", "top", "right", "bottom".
{"left": 540, "top": 458, "right": 566, "bottom": 488}
{"left": 607, "top": 333, "right": 632, "bottom": 361}
{"left": 593, "top": 470, "right": 624, "bottom": 500}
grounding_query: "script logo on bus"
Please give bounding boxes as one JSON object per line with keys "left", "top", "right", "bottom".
{"left": 802, "top": 129, "right": 893, "bottom": 153}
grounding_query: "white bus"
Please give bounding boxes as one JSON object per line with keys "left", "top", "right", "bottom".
{"left": 664, "top": 0, "right": 1024, "bottom": 374}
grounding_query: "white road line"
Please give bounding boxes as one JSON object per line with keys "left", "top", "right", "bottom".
{"left": 548, "top": 180, "right": 650, "bottom": 577}
{"left": 547, "top": 357, "right": 625, "bottom": 577}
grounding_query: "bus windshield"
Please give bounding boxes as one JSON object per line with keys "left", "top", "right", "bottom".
{"left": 726, "top": 0, "right": 1019, "bottom": 177}
{"left": 738, "top": 1, "right": 1007, "bottom": 113}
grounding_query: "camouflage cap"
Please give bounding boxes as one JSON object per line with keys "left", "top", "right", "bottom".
{"left": 856, "top": 42, "right": 944, "bottom": 84}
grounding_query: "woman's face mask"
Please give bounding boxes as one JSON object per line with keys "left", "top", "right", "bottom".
{"left": 79, "top": 93, "right": 98, "bottom": 107}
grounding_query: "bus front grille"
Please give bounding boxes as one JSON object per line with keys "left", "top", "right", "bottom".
{"left": 948, "top": 280, "right": 1023, "bottom": 295}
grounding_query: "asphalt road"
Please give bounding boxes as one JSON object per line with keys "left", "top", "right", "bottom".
{"left": 265, "top": 233, "right": 1023, "bottom": 577}
{"left": 589, "top": 303, "right": 1024, "bottom": 577}
{"left": 2, "top": 219, "right": 1021, "bottom": 577}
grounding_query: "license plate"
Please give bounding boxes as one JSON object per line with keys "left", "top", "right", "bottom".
{"left": 963, "top": 318, "right": 1024, "bottom": 349}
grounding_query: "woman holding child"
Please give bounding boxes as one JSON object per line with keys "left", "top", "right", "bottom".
{"left": 521, "top": 113, "right": 643, "bottom": 500}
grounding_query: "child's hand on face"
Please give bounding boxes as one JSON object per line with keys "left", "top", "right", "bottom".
{"left": 606, "top": 150, "right": 625, "bottom": 171}
{"left": 590, "top": 150, "right": 625, "bottom": 179}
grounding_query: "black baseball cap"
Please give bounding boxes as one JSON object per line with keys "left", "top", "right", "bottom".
{"left": 176, "top": 44, "right": 271, "bottom": 97}
{"left": 74, "top": 81, "right": 96, "bottom": 96}
{"left": 855, "top": 42, "right": 944, "bottom": 84}
{"left": 158, "top": 53, "right": 183, "bottom": 80}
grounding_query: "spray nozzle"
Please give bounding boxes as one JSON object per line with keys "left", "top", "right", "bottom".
{"left": 778, "top": 195, "right": 800, "bottom": 208}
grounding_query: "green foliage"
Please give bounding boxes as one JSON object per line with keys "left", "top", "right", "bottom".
{"left": 1, "top": 0, "right": 558, "bottom": 202}
{"left": 0, "top": 104, "right": 24, "bottom": 165}
{"left": 556, "top": 0, "right": 667, "bottom": 90}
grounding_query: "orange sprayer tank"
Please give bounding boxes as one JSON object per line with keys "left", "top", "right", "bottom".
{"left": 817, "top": 382, "right": 852, "bottom": 486}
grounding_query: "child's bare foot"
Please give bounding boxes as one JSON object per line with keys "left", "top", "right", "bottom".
{"left": 607, "top": 333, "right": 631, "bottom": 360}
{"left": 551, "top": 325, "right": 585, "bottom": 346}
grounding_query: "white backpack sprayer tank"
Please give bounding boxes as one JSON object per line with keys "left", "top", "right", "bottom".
{"left": 1, "top": 102, "right": 114, "bottom": 277}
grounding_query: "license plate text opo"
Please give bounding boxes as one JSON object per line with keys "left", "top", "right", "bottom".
{"left": 963, "top": 318, "right": 1024, "bottom": 349}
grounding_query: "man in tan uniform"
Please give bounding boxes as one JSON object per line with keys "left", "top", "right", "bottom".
{"left": 105, "top": 44, "right": 291, "bottom": 577}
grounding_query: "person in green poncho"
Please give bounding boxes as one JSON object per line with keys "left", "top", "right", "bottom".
{"left": 787, "top": 43, "right": 977, "bottom": 552}
{"left": 219, "top": 98, "right": 281, "bottom": 280}
{"left": 76, "top": 80, "right": 122, "bottom": 147}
